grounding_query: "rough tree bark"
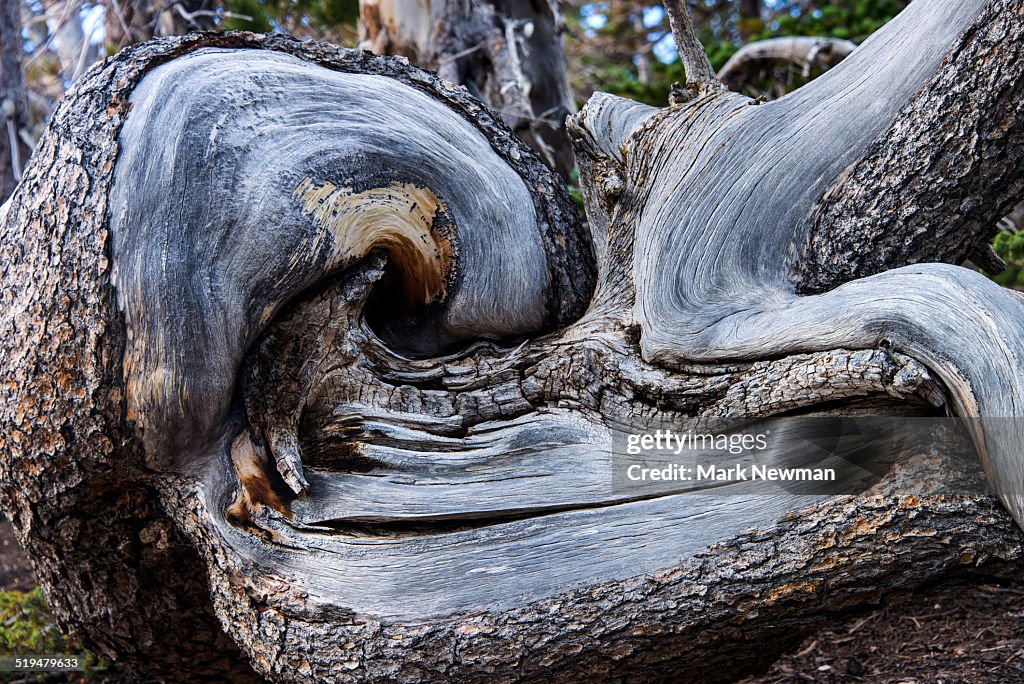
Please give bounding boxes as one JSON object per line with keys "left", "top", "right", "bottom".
{"left": 1, "top": 0, "right": 1024, "bottom": 682}
{"left": 358, "top": 0, "right": 577, "bottom": 179}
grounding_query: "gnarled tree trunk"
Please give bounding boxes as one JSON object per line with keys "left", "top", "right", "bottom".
{"left": 2, "top": 0, "right": 1024, "bottom": 681}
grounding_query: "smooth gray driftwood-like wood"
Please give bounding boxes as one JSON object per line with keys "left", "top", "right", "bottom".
{"left": 3, "top": 1, "right": 1024, "bottom": 680}
{"left": 108, "top": 44, "right": 593, "bottom": 479}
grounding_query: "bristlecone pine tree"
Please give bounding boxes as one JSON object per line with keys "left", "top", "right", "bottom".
{"left": 2, "top": 1, "right": 1024, "bottom": 681}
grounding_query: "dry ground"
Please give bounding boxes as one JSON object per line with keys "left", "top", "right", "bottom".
{"left": 742, "top": 577, "right": 1024, "bottom": 683}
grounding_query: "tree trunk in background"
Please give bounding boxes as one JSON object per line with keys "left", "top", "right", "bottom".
{"left": 0, "top": 0, "right": 31, "bottom": 201}
{"left": 359, "top": 0, "right": 577, "bottom": 179}
{"left": 631, "top": 5, "right": 652, "bottom": 85}
{"left": 357, "top": 0, "right": 430, "bottom": 61}
{"left": 45, "top": 0, "right": 88, "bottom": 82}
{"left": 739, "top": 0, "right": 763, "bottom": 40}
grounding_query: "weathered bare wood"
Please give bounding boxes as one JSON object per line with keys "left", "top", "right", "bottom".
{"left": 604, "top": 0, "right": 1024, "bottom": 527}
{"left": 2, "top": 0, "right": 1024, "bottom": 680}
{"left": 662, "top": 0, "right": 718, "bottom": 86}
{"left": 109, "top": 43, "right": 592, "bottom": 475}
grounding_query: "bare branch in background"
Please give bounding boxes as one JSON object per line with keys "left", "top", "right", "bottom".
{"left": 661, "top": 0, "right": 717, "bottom": 85}
{"left": 718, "top": 36, "right": 858, "bottom": 86}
